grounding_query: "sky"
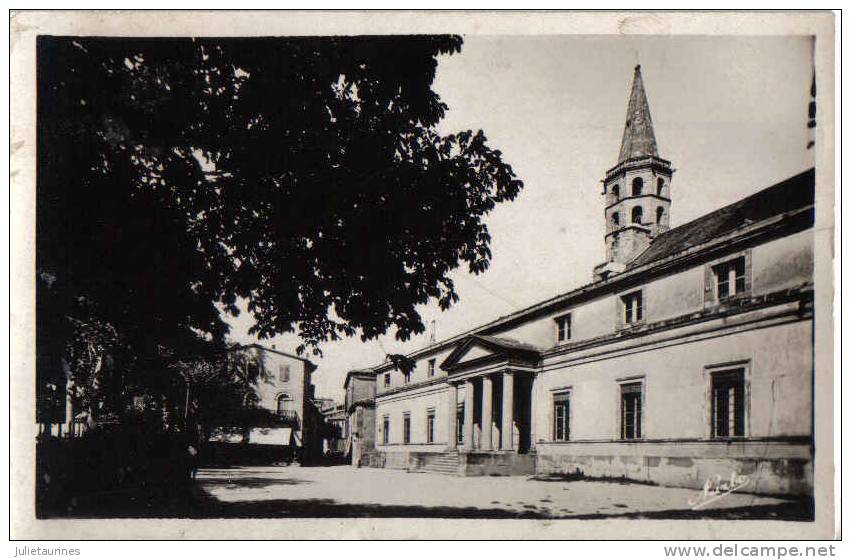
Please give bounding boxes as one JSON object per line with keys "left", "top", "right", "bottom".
{"left": 225, "top": 35, "right": 815, "bottom": 401}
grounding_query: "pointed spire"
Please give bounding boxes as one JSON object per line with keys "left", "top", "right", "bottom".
{"left": 618, "top": 64, "right": 658, "bottom": 163}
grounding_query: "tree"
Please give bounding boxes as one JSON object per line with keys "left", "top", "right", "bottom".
{"left": 37, "top": 36, "right": 523, "bottom": 356}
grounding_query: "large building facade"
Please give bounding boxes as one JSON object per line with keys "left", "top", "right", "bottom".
{"left": 359, "top": 66, "right": 815, "bottom": 495}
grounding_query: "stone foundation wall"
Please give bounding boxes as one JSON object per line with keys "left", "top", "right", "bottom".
{"left": 535, "top": 440, "right": 812, "bottom": 496}
{"left": 460, "top": 452, "right": 535, "bottom": 476}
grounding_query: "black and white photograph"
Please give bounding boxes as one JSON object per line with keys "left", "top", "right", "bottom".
{"left": 9, "top": 10, "right": 837, "bottom": 542}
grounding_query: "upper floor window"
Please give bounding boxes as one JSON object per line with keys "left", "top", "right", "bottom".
{"left": 632, "top": 177, "right": 644, "bottom": 196}
{"left": 278, "top": 365, "right": 290, "bottom": 382}
{"left": 384, "top": 373, "right": 391, "bottom": 387}
{"left": 620, "top": 382, "right": 643, "bottom": 440}
{"left": 427, "top": 359, "right": 436, "bottom": 377}
{"left": 612, "top": 184, "right": 620, "bottom": 199}
{"left": 710, "top": 368, "right": 745, "bottom": 438}
{"left": 657, "top": 177, "right": 665, "bottom": 196}
{"left": 621, "top": 290, "right": 644, "bottom": 325}
{"left": 656, "top": 206, "right": 664, "bottom": 224}
{"left": 555, "top": 313, "right": 572, "bottom": 343}
{"left": 403, "top": 370, "right": 411, "bottom": 384}
{"left": 552, "top": 391, "right": 571, "bottom": 442}
{"left": 712, "top": 257, "right": 747, "bottom": 301}
{"left": 631, "top": 206, "right": 643, "bottom": 224}
{"left": 612, "top": 212, "right": 620, "bottom": 227}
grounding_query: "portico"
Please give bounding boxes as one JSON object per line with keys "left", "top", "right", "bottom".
{"left": 440, "top": 335, "right": 540, "bottom": 455}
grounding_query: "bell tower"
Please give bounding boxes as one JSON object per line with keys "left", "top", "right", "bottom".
{"left": 594, "top": 65, "right": 674, "bottom": 281}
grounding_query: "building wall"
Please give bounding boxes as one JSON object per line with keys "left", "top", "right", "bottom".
{"left": 375, "top": 383, "right": 450, "bottom": 453}
{"left": 363, "top": 227, "right": 813, "bottom": 493}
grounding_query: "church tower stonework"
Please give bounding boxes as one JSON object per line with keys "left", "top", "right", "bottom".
{"left": 594, "top": 65, "right": 674, "bottom": 281}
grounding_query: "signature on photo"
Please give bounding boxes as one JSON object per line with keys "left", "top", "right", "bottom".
{"left": 688, "top": 472, "right": 751, "bottom": 510}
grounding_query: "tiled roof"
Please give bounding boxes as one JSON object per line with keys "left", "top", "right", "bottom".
{"left": 475, "top": 335, "right": 542, "bottom": 354}
{"left": 629, "top": 168, "right": 815, "bottom": 269}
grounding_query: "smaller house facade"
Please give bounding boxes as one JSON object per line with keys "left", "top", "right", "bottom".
{"left": 343, "top": 370, "right": 377, "bottom": 466}
{"left": 212, "top": 344, "right": 324, "bottom": 465}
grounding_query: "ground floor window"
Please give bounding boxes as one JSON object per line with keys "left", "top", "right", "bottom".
{"left": 456, "top": 404, "right": 465, "bottom": 444}
{"left": 382, "top": 415, "right": 390, "bottom": 445}
{"left": 403, "top": 412, "right": 411, "bottom": 444}
{"left": 711, "top": 368, "right": 745, "bottom": 438}
{"left": 552, "top": 391, "right": 570, "bottom": 441}
{"left": 620, "top": 381, "right": 643, "bottom": 440}
{"left": 426, "top": 408, "right": 436, "bottom": 443}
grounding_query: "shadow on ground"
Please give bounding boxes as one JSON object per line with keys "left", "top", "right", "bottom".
{"left": 180, "top": 486, "right": 814, "bottom": 521}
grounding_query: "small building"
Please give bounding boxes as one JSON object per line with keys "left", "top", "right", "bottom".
{"left": 210, "top": 344, "right": 324, "bottom": 465}
{"left": 344, "top": 370, "right": 377, "bottom": 467}
{"left": 356, "top": 65, "right": 815, "bottom": 496}
{"left": 318, "top": 400, "right": 347, "bottom": 457}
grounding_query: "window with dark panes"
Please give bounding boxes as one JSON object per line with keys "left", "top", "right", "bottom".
{"left": 403, "top": 412, "right": 411, "bottom": 444}
{"left": 712, "top": 257, "right": 746, "bottom": 301}
{"left": 711, "top": 369, "right": 745, "bottom": 438}
{"left": 382, "top": 415, "right": 390, "bottom": 445}
{"left": 384, "top": 373, "right": 391, "bottom": 387}
{"left": 426, "top": 409, "right": 436, "bottom": 443}
{"left": 428, "top": 359, "right": 436, "bottom": 377}
{"left": 456, "top": 404, "right": 465, "bottom": 444}
{"left": 552, "top": 392, "right": 570, "bottom": 441}
{"left": 620, "top": 382, "right": 643, "bottom": 439}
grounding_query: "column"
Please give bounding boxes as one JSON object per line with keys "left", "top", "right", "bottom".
{"left": 501, "top": 371, "right": 514, "bottom": 451}
{"left": 463, "top": 378, "right": 475, "bottom": 450}
{"left": 481, "top": 375, "right": 493, "bottom": 451}
{"left": 445, "top": 383, "right": 457, "bottom": 450}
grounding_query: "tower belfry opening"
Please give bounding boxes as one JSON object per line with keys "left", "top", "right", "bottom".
{"left": 594, "top": 65, "right": 674, "bottom": 282}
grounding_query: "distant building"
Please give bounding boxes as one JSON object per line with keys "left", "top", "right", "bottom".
{"left": 344, "top": 370, "right": 377, "bottom": 467}
{"left": 318, "top": 400, "right": 347, "bottom": 456}
{"left": 211, "top": 344, "right": 324, "bottom": 465}
{"left": 353, "top": 66, "right": 815, "bottom": 495}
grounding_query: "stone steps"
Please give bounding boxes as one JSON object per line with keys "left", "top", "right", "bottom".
{"left": 413, "top": 452, "right": 461, "bottom": 475}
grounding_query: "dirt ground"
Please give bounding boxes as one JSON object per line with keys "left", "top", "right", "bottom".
{"left": 191, "top": 464, "right": 812, "bottom": 520}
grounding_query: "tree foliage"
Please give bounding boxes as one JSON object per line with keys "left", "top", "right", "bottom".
{"left": 37, "top": 36, "right": 523, "bottom": 355}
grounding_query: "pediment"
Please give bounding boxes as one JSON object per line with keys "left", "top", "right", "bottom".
{"left": 440, "top": 334, "right": 541, "bottom": 373}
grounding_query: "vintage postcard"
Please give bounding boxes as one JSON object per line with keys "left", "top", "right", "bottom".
{"left": 9, "top": 10, "right": 837, "bottom": 540}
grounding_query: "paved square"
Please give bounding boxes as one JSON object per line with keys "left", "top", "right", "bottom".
{"left": 192, "top": 465, "right": 810, "bottom": 519}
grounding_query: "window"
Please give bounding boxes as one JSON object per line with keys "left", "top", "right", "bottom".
{"left": 612, "top": 184, "right": 620, "bottom": 199}
{"left": 382, "top": 415, "right": 390, "bottom": 445}
{"left": 384, "top": 373, "right": 391, "bottom": 387}
{"left": 456, "top": 404, "right": 465, "bottom": 444}
{"left": 555, "top": 313, "right": 572, "bottom": 343}
{"left": 276, "top": 393, "right": 291, "bottom": 415}
{"left": 657, "top": 177, "right": 665, "bottom": 196}
{"left": 656, "top": 206, "right": 664, "bottom": 224}
{"left": 620, "top": 382, "right": 643, "bottom": 439}
{"left": 428, "top": 359, "right": 436, "bottom": 378}
{"left": 632, "top": 177, "right": 643, "bottom": 196}
{"left": 426, "top": 408, "right": 436, "bottom": 443}
{"left": 711, "top": 369, "right": 745, "bottom": 438}
{"left": 712, "top": 257, "right": 747, "bottom": 301}
{"left": 612, "top": 212, "right": 620, "bottom": 227}
{"left": 403, "top": 412, "right": 411, "bottom": 444}
{"left": 552, "top": 391, "right": 571, "bottom": 441}
{"left": 621, "top": 290, "right": 644, "bottom": 325}
{"left": 278, "top": 365, "right": 290, "bottom": 382}
{"left": 403, "top": 370, "right": 411, "bottom": 384}
{"left": 631, "top": 205, "right": 643, "bottom": 224}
